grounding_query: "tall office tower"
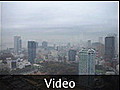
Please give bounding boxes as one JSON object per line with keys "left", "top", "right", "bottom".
{"left": 87, "top": 40, "right": 92, "bottom": 48}
{"left": 99, "top": 37, "right": 103, "bottom": 44}
{"left": 79, "top": 49, "right": 88, "bottom": 75}
{"left": 28, "top": 41, "right": 37, "bottom": 64}
{"left": 105, "top": 36, "right": 115, "bottom": 62}
{"left": 42, "top": 41, "right": 48, "bottom": 48}
{"left": 68, "top": 49, "right": 76, "bottom": 61}
{"left": 107, "top": 34, "right": 118, "bottom": 55}
{"left": 79, "top": 49, "right": 96, "bottom": 75}
{"left": 14, "top": 36, "right": 22, "bottom": 54}
{"left": 87, "top": 49, "right": 96, "bottom": 74}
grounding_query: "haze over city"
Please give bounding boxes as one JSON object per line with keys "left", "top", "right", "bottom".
{"left": 0, "top": 1, "right": 118, "bottom": 49}
{"left": 0, "top": 2, "right": 119, "bottom": 90}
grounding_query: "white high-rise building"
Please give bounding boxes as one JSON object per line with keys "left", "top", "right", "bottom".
{"left": 79, "top": 48, "right": 96, "bottom": 75}
{"left": 14, "top": 36, "right": 22, "bottom": 54}
{"left": 79, "top": 49, "right": 88, "bottom": 75}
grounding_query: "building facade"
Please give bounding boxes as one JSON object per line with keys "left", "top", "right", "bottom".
{"left": 14, "top": 36, "right": 22, "bottom": 54}
{"left": 28, "top": 41, "right": 37, "bottom": 64}
{"left": 68, "top": 49, "right": 76, "bottom": 61}
{"left": 79, "top": 49, "right": 96, "bottom": 75}
{"left": 105, "top": 36, "right": 115, "bottom": 62}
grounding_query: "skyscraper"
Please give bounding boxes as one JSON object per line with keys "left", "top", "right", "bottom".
{"left": 105, "top": 36, "right": 115, "bottom": 62}
{"left": 68, "top": 49, "right": 76, "bottom": 61}
{"left": 79, "top": 49, "right": 96, "bottom": 75}
{"left": 87, "top": 49, "right": 96, "bottom": 75}
{"left": 28, "top": 41, "right": 37, "bottom": 64}
{"left": 79, "top": 49, "right": 88, "bottom": 75}
{"left": 14, "top": 36, "right": 22, "bottom": 54}
{"left": 42, "top": 41, "right": 48, "bottom": 49}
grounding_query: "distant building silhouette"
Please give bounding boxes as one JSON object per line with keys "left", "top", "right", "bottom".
{"left": 105, "top": 36, "right": 115, "bottom": 62}
{"left": 99, "top": 37, "right": 103, "bottom": 44}
{"left": 14, "top": 36, "right": 22, "bottom": 54}
{"left": 28, "top": 41, "right": 37, "bottom": 64}
{"left": 68, "top": 49, "right": 76, "bottom": 61}
{"left": 92, "top": 42, "right": 104, "bottom": 57}
{"left": 42, "top": 41, "right": 48, "bottom": 49}
{"left": 87, "top": 40, "right": 92, "bottom": 48}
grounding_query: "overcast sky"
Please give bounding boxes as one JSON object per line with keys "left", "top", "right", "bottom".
{"left": 0, "top": 1, "right": 118, "bottom": 49}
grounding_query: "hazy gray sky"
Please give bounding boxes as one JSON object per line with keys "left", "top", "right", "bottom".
{"left": 1, "top": 1, "right": 118, "bottom": 49}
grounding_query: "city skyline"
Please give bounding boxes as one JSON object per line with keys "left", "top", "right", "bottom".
{"left": 0, "top": 2, "right": 119, "bottom": 90}
{"left": 0, "top": 1, "right": 118, "bottom": 49}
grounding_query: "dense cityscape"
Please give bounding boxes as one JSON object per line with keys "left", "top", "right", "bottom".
{"left": 0, "top": 1, "right": 119, "bottom": 90}
{"left": 0, "top": 34, "right": 119, "bottom": 75}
